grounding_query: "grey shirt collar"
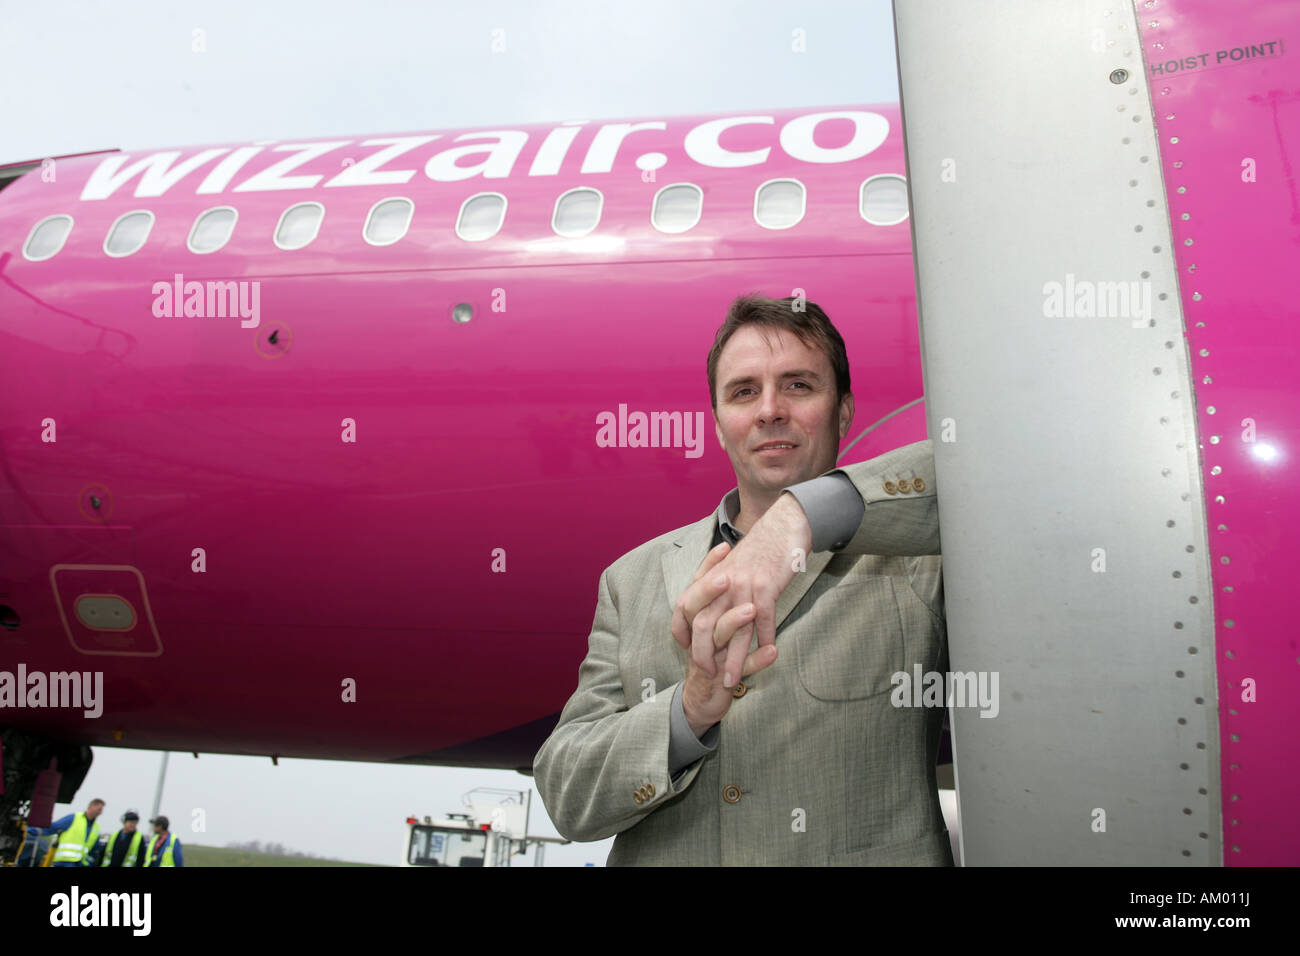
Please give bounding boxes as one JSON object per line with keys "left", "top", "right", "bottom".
{"left": 714, "top": 487, "right": 744, "bottom": 547}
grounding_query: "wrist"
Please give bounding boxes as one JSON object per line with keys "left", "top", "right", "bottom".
{"left": 686, "top": 714, "right": 716, "bottom": 738}
{"left": 778, "top": 492, "right": 814, "bottom": 551}
{"left": 681, "top": 686, "right": 718, "bottom": 738}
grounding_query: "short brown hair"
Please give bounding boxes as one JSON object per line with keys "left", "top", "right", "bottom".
{"left": 88, "top": 798, "right": 105, "bottom": 808}
{"left": 707, "top": 293, "right": 851, "bottom": 410}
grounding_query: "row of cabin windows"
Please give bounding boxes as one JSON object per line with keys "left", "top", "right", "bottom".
{"left": 22, "top": 175, "right": 910, "bottom": 262}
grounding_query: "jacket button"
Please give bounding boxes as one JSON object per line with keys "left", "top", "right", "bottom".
{"left": 722, "top": 784, "right": 742, "bottom": 804}
{"left": 645, "top": 783, "right": 655, "bottom": 798}
{"left": 883, "top": 480, "right": 897, "bottom": 494}
{"left": 897, "top": 478, "right": 911, "bottom": 493}
{"left": 633, "top": 790, "right": 644, "bottom": 804}
{"left": 913, "top": 477, "right": 926, "bottom": 492}
{"left": 731, "top": 680, "right": 747, "bottom": 698}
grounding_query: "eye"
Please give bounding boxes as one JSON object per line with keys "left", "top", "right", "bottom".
{"left": 790, "top": 381, "right": 810, "bottom": 390}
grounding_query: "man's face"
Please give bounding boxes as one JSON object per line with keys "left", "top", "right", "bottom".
{"left": 123, "top": 820, "right": 137, "bottom": 834}
{"left": 713, "top": 325, "right": 853, "bottom": 501}
{"left": 86, "top": 804, "right": 102, "bottom": 821}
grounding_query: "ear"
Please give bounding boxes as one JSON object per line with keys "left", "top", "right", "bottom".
{"left": 838, "top": 393, "right": 855, "bottom": 439}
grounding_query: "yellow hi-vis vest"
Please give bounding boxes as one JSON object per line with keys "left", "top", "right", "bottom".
{"left": 146, "top": 834, "right": 177, "bottom": 867}
{"left": 52, "top": 813, "right": 100, "bottom": 865}
{"left": 100, "top": 828, "right": 144, "bottom": 866}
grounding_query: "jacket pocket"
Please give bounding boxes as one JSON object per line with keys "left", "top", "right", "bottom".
{"left": 791, "top": 573, "right": 906, "bottom": 700}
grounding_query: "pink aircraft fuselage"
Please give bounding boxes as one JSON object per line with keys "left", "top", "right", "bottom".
{"left": 0, "top": 105, "right": 925, "bottom": 771}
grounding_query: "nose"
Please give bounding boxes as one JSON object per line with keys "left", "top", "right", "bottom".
{"left": 755, "top": 384, "right": 788, "bottom": 425}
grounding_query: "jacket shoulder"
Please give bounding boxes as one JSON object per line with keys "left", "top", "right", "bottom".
{"left": 601, "top": 515, "right": 712, "bottom": 581}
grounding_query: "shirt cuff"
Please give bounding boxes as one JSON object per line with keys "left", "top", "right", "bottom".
{"left": 782, "top": 472, "right": 865, "bottom": 552}
{"left": 668, "top": 682, "right": 719, "bottom": 777}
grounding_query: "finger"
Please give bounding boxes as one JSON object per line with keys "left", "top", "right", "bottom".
{"left": 672, "top": 572, "right": 731, "bottom": 651}
{"left": 671, "top": 544, "right": 731, "bottom": 648}
{"left": 671, "top": 603, "right": 689, "bottom": 650}
{"left": 752, "top": 578, "right": 778, "bottom": 648}
{"left": 692, "top": 541, "right": 731, "bottom": 582}
{"left": 711, "top": 601, "right": 755, "bottom": 651}
{"left": 721, "top": 623, "right": 753, "bottom": 690}
{"left": 691, "top": 599, "right": 726, "bottom": 677}
{"left": 741, "top": 643, "right": 778, "bottom": 677}
{"left": 718, "top": 578, "right": 754, "bottom": 687}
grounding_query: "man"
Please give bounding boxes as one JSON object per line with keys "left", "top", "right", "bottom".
{"left": 26, "top": 798, "right": 105, "bottom": 867}
{"left": 534, "top": 293, "right": 946, "bottom": 865}
{"left": 100, "top": 810, "right": 147, "bottom": 868}
{"left": 144, "top": 815, "right": 184, "bottom": 867}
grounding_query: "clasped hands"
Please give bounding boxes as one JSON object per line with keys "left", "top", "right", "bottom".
{"left": 669, "top": 493, "right": 813, "bottom": 736}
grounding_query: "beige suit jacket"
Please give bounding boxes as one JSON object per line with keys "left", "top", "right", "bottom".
{"left": 533, "top": 440, "right": 948, "bottom": 865}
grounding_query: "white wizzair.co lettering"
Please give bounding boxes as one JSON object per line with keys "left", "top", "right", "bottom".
{"left": 81, "top": 149, "right": 230, "bottom": 200}
{"left": 326, "top": 136, "right": 440, "bottom": 188}
{"left": 76, "top": 111, "right": 890, "bottom": 201}
{"left": 232, "top": 141, "right": 351, "bottom": 192}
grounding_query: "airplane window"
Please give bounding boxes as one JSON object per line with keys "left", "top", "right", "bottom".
{"left": 104, "top": 211, "right": 155, "bottom": 257}
{"left": 651, "top": 184, "right": 702, "bottom": 234}
{"left": 188, "top": 207, "right": 238, "bottom": 253}
{"left": 274, "top": 202, "right": 324, "bottom": 250}
{"left": 552, "top": 187, "right": 602, "bottom": 238}
{"left": 754, "top": 179, "right": 805, "bottom": 229}
{"left": 364, "top": 198, "right": 414, "bottom": 246}
{"left": 456, "top": 193, "right": 506, "bottom": 241}
{"left": 23, "top": 214, "right": 73, "bottom": 261}
{"left": 860, "top": 174, "right": 910, "bottom": 225}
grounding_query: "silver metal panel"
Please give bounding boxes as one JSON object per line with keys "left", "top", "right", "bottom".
{"left": 892, "top": 0, "right": 1220, "bottom": 864}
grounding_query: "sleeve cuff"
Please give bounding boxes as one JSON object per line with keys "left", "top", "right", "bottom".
{"left": 668, "top": 682, "right": 719, "bottom": 777}
{"left": 783, "top": 472, "right": 865, "bottom": 552}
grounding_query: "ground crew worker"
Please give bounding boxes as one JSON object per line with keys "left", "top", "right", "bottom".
{"left": 100, "top": 810, "right": 147, "bottom": 867}
{"left": 144, "top": 815, "right": 184, "bottom": 867}
{"left": 26, "top": 798, "right": 105, "bottom": 867}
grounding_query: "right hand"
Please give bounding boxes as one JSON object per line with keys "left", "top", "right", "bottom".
{"left": 678, "top": 542, "right": 778, "bottom": 736}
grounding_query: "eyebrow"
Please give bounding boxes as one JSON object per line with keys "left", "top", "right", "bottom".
{"left": 720, "top": 369, "right": 826, "bottom": 393}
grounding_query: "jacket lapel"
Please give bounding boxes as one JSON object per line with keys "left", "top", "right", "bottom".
{"left": 661, "top": 513, "right": 834, "bottom": 639}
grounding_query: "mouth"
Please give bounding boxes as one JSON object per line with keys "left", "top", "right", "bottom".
{"left": 754, "top": 442, "right": 798, "bottom": 455}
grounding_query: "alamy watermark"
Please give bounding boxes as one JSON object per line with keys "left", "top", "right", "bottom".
{"left": 152, "top": 272, "right": 261, "bottom": 328}
{"left": 50, "top": 887, "right": 150, "bottom": 936}
{"left": 891, "top": 665, "right": 999, "bottom": 718}
{"left": 1042, "top": 273, "right": 1152, "bottom": 327}
{"left": 595, "top": 403, "right": 705, "bottom": 458}
{"left": 0, "top": 664, "right": 103, "bottom": 718}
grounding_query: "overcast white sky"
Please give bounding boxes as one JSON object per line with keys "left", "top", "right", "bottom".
{"left": 2, "top": 0, "right": 901, "bottom": 866}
